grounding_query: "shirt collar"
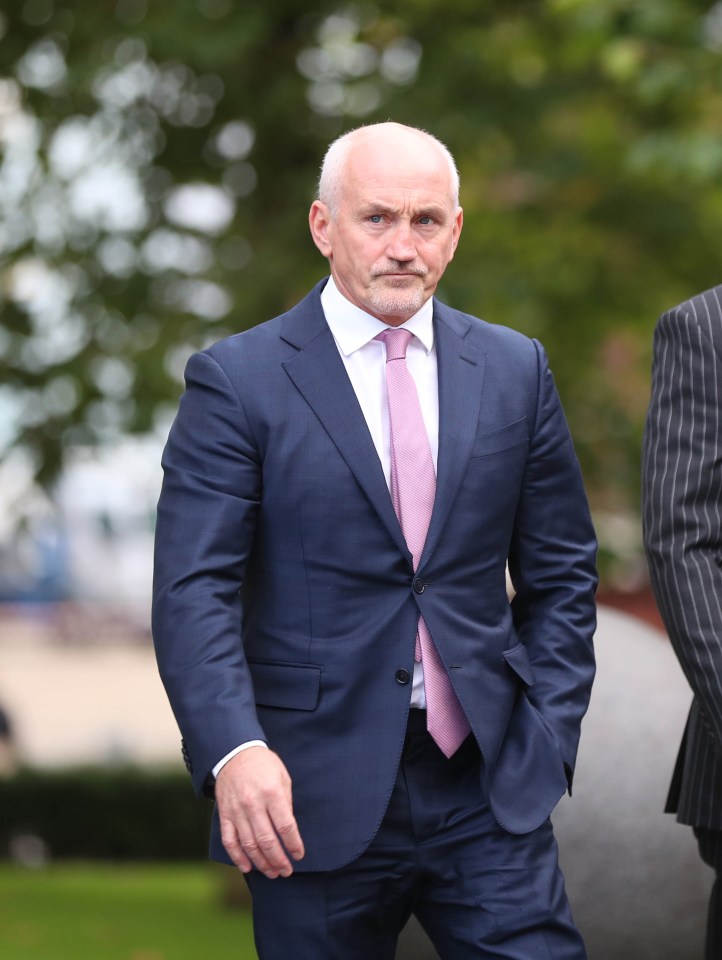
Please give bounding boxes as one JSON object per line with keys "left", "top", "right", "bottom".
{"left": 321, "top": 276, "right": 435, "bottom": 357}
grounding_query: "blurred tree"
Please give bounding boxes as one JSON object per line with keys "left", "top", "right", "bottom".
{"left": 1, "top": 0, "right": 721, "bottom": 581}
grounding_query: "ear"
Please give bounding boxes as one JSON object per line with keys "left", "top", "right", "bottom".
{"left": 449, "top": 206, "right": 463, "bottom": 260}
{"left": 309, "top": 200, "right": 333, "bottom": 257}
{"left": 453, "top": 207, "right": 464, "bottom": 251}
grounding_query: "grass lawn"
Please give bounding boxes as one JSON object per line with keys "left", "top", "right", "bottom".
{"left": 0, "top": 861, "right": 258, "bottom": 960}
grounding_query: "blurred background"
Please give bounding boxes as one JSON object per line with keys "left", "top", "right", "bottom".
{"left": 1, "top": 0, "right": 721, "bottom": 956}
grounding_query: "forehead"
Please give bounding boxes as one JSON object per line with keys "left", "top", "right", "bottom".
{"left": 341, "top": 142, "right": 455, "bottom": 209}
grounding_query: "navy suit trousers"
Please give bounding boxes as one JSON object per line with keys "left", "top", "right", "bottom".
{"left": 245, "top": 711, "right": 586, "bottom": 960}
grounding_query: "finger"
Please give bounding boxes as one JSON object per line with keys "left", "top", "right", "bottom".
{"left": 267, "top": 799, "right": 305, "bottom": 863}
{"left": 224, "top": 804, "right": 303, "bottom": 877}
{"left": 219, "top": 802, "right": 284, "bottom": 876}
{"left": 238, "top": 812, "right": 294, "bottom": 878}
{"left": 219, "top": 817, "right": 254, "bottom": 874}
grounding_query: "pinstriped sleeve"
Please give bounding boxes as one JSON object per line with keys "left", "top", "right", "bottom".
{"left": 642, "top": 292, "right": 722, "bottom": 750}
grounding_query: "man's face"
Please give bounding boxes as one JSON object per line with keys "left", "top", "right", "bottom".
{"left": 309, "top": 129, "right": 463, "bottom": 326}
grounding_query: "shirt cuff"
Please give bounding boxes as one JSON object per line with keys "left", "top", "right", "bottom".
{"left": 212, "top": 740, "right": 268, "bottom": 779}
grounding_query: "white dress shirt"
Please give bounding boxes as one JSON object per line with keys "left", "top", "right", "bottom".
{"left": 213, "top": 277, "right": 439, "bottom": 777}
{"left": 321, "top": 275, "right": 438, "bottom": 713}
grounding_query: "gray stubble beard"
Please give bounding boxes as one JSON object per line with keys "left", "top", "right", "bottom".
{"left": 368, "top": 275, "right": 426, "bottom": 320}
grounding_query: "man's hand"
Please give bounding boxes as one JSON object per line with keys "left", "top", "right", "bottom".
{"left": 215, "top": 746, "right": 305, "bottom": 879}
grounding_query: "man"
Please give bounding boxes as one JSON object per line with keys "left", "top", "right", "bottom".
{"left": 152, "top": 122, "right": 597, "bottom": 959}
{"left": 643, "top": 286, "right": 722, "bottom": 960}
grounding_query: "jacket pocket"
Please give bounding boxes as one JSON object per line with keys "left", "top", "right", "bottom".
{"left": 503, "top": 642, "right": 536, "bottom": 686}
{"left": 248, "top": 659, "right": 321, "bottom": 710}
{"left": 470, "top": 417, "right": 529, "bottom": 459}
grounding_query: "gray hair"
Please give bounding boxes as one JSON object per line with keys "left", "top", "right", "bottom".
{"left": 317, "top": 123, "right": 460, "bottom": 216}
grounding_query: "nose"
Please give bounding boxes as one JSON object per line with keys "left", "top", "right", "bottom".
{"left": 385, "top": 221, "right": 416, "bottom": 262}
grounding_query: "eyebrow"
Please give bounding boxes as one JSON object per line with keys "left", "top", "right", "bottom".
{"left": 359, "top": 202, "right": 448, "bottom": 220}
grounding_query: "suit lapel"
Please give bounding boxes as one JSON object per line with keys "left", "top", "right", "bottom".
{"left": 279, "top": 287, "right": 484, "bottom": 568}
{"left": 421, "top": 304, "right": 485, "bottom": 567}
{"left": 280, "top": 287, "right": 411, "bottom": 561}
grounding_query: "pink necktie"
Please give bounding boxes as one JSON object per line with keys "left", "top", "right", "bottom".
{"left": 376, "top": 328, "right": 471, "bottom": 757}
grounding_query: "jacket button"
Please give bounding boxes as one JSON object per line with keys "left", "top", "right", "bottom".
{"left": 395, "top": 669, "right": 410, "bottom": 685}
{"left": 413, "top": 578, "right": 425, "bottom": 594}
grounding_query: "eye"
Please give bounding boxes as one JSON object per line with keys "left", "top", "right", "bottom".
{"left": 368, "top": 214, "right": 384, "bottom": 224}
{"left": 417, "top": 216, "right": 434, "bottom": 225}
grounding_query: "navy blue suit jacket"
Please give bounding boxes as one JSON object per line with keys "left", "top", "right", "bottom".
{"left": 152, "top": 280, "right": 597, "bottom": 871}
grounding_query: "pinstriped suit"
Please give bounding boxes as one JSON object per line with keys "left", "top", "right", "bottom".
{"left": 642, "top": 285, "right": 722, "bottom": 956}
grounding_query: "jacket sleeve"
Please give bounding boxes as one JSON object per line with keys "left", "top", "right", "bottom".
{"left": 642, "top": 300, "right": 722, "bottom": 751}
{"left": 507, "top": 339, "right": 598, "bottom": 787}
{"left": 151, "top": 348, "right": 266, "bottom": 796}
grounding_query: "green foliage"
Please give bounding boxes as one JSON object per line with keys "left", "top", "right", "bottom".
{"left": 0, "top": 861, "right": 256, "bottom": 959}
{"left": 2, "top": 0, "right": 722, "bottom": 576}
{"left": 0, "top": 766, "right": 210, "bottom": 860}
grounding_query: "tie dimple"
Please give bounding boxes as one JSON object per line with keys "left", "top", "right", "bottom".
{"left": 376, "top": 328, "right": 470, "bottom": 757}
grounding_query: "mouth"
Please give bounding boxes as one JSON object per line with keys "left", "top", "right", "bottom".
{"left": 376, "top": 272, "right": 423, "bottom": 280}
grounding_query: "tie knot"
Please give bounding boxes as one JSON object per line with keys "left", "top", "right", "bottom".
{"left": 375, "top": 328, "right": 413, "bottom": 362}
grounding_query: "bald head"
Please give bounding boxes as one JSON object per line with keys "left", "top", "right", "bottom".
{"left": 318, "top": 122, "right": 460, "bottom": 216}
